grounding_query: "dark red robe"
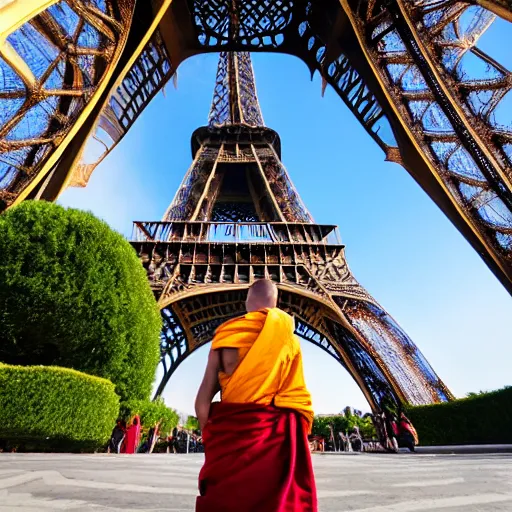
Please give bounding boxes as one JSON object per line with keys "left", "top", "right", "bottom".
{"left": 196, "top": 402, "right": 317, "bottom": 512}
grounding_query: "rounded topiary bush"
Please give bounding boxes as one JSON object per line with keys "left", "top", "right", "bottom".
{"left": 0, "top": 363, "right": 120, "bottom": 451}
{"left": 0, "top": 201, "right": 161, "bottom": 401}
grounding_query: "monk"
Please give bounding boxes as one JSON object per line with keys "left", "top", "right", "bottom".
{"left": 195, "top": 280, "right": 317, "bottom": 512}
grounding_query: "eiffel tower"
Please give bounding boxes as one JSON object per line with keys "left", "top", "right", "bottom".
{"left": 1, "top": 1, "right": 512, "bottom": 298}
{"left": 130, "top": 51, "right": 452, "bottom": 410}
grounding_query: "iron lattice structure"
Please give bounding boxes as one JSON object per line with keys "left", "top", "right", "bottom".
{"left": 1, "top": 1, "right": 512, "bottom": 296}
{"left": 1, "top": 1, "right": 511, "bottom": 403}
{"left": 131, "top": 51, "right": 452, "bottom": 409}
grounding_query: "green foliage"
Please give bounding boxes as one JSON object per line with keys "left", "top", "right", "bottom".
{"left": 121, "top": 398, "right": 179, "bottom": 435}
{"left": 0, "top": 201, "right": 161, "bottom": 401}
{"left": 312, "top": 412, "right": 376, "bottom": 439}
{"left": 0, "top": 363, "right": 119, "bottom": 451}
{"left": 465, "top": 390, "right": 487, "bottom": 398}
{"left": 185, "top": 415, "right": 200, "bottom": 431}
{"left": 358, "top": 416, "right": 376, "bottom": 438}
{"left": 406, "top": 386, "right": 512, "bottom": 445}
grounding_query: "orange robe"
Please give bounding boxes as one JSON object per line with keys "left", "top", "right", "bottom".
{"left": 211, "top": 307, "right": 314, "bottom": 429}
{"left": 197, "top": 307, "right": 317, "bottom": 512}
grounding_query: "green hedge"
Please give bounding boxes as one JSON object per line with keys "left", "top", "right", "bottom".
{"left": 0, "top": 364, "right": 119, "bottom": 451}
{"left": 0, "top": 201, "right": 161, "bottom": 402}
{"left": 406, "top": 386, "right": 512, "bottom": 445}
{"left": 121, "top": 398, "right": 179, "bottom": 435}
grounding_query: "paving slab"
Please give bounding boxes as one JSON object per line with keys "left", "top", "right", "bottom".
{"left": 0, "top": 452, "right": 511, "bottom": 511}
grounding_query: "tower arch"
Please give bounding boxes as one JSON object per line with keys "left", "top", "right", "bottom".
{"left": 155, "top": 287, "right": 403, "bottom": 412}
{"left": 129, "top": 50, "right": 452, "bottom": 412}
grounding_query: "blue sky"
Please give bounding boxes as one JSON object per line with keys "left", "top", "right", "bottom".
{"left": 60, "top": 20, "right": 511, "bottom": 416}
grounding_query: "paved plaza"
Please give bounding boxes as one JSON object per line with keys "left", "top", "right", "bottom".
{"left": 0, "top": 452, "right": 511, "bottom": 511}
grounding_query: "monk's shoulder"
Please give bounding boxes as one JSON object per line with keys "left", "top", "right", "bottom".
{"left": 212, "top": 310, "right": 267, "bottom": 349}
{"left": 218, "top": 310, "right": 268, "bottom": 329}
{"left": 217, "top": 313, "right": 248, "bottom": 330}
{"left": 271, "top": 308, "right": 300, "bottom": 355}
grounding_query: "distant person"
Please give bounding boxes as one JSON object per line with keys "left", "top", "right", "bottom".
{"left": 326, "top": 424, "right": 336, "bottom": 452}
{"left": 121, "top": 415, "right": 141, "bottom": 454}
{"left": 372, "top": 413, "right": 384, "bottom": 448}
{"left": 373, "top": 412, "right": 394, "bottom": 452}
{"left": 398, "top": 413, "right": 418, "bottom": 452}
{"left": 139, "top": 424, "right": 159, "bottom": 454}
{"left": 108, "top": 419, "right": 126, "bottom": 454}
{"left": 349, "top": 426, "right": 363, "bottom": 452}
{"left": 339, "top": 431, "right": 350, "bottom": 452}
{"left": 385, "top": 413, "right": 400, "bottom": 453}
{"left": 170, "top": 426, "right": 179, "bottom": 453}
{"left": 194, "top": 279, "right": 317, "bottom": 511}
{"left": 148, "top": 424, "right": 160, "bottom": 453}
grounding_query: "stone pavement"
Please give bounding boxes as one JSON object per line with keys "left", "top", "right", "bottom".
{"left": 0, "top": 452, "right": 511, "bottom": 511}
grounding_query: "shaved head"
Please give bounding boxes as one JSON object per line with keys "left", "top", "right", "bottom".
{"left": 245, "top": 279, "right": 278, "bottom": 312}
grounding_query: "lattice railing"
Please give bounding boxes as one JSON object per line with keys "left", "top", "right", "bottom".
{"left": 132, "top": 221, "right": 341, "bottom": 245}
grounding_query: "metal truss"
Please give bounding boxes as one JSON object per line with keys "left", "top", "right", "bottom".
{"left": 209, "top": 52, "right": 265, "bottom": 128}
{"left": 155, "top": 311, "right": 350, "bottom": 400}
{"left": 339, "top": 299, "right": 452, "bottom": 404}
{"left": 339, "top": 0, "right": 512, "bottom": 291}
{"left": 134, "top": 217, "right": 452, "bottom": 409}
{"left": 152, "top": 280, "right": 449, "bottom": 412}
{"left": 163, "top": 138, "right": 312, "bottom": 223}
{"left": 67, "top": 29, "right": 175, "bottom": 187}
{"left": 4, "top": 0, "right": 511, "bottom": 293}
{"left": 0, "top": 0, "right": 136, "bottom": 208}
{"left": 6, "top": 0, "right": 510, "bottom": 411}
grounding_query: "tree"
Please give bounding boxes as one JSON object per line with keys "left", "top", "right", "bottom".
{"left": 121, "top": 398, "right": 179, "bottom": 435}
{"left": 0, "top": 201, "right": 161, "bottom": 401}
{"left": 312, "top": 413, "right": 377, "bottom": 439}
{"left": 185, "top": 415, "right": 200, "bottom": 431}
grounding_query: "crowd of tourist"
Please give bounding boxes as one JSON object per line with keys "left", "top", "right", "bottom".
{"left": 309, "top": 411, "right": 418, "bottom": 454}
{"left": 373, "top": 411, "right": 419, "bottom": 453}
{"left": 108, "top": 409, "right": 417, "bottom": 455}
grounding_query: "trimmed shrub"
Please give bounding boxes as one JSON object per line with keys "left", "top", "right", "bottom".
{"left": 0, "top": 363, "right": 119, "bottom": 451}
{"left": 0, "top": 201, "right": 161, "bottom": 401}
{"left": 406, "top": 386, "right": 512, "bottom": 445}
{"left": 121, "top": 398, "right": 179, "bottom": 435}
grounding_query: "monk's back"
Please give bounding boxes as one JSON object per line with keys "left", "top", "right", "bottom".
{"left": 219, "top": 347, "right": 239, "bottom": 376}
{"left": 211, "top": 307, "right": 313, "bottom": 428}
